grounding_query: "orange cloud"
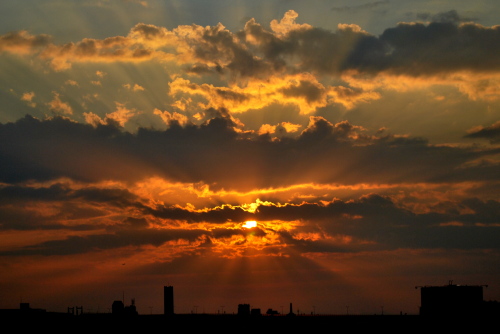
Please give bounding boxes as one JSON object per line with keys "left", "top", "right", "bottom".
{"left": 123, "top": 83, "right": 145, "bottom": 92}
{"left": 258, "top": 124, "right": 276, "bottom": 135}
{"left": 48, "top": 92, "right": 73, "bottom": 115}
{"left": 154, "top": 108, "right": 189, "bottom": 126}
{"left": 342, "top": 70, "right": 500, "bottom": 101}
{"left": 21, "top": 91, "right": 36, "bottom": 107}
{"left": 84, "top": 102, "right": 137, "bottom": 127}
{"left": 269, "top": 10, "right": 313, "bottom": 36}
{"left": 0, "top": 30, "right": 51, "bottom": 54}
{"left": 280, "top": 122, "right": 301, "bottom": 133}
{"left": 169, "top": 73, "right": 377, "bottom": 115}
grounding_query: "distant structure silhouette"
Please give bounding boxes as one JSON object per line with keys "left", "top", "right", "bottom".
{"left": 288, "top": 303, "right": 295, "bottom": 316}
{"left": 19, "top": 303, "right": 45, "bottom": 314}
{"left": 238, "top": 304, "right": 250, "bottom": 316}
{"left": 67, "top": 306, "right": 83, "bottom": 315}
{"left": 112, "top": 299, "right": 138, "bottom": 316}
{"left": 112, "top": 300, "right": 124, "bottom": 314}
{"left": 251, "top": 308, "right": 261, "bottom": 316}
{"left": 164, "top": 285, "right": 174, "bottom": 315}
{"left": 266, "top": 308, "right": 279, "bottom": 315}
{"left": 416, "top": 280, "right": 486, "bottom": 316}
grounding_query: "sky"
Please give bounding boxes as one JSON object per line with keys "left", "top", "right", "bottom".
{"left": 0, "top": 0, "right": 499, "bottom": 315}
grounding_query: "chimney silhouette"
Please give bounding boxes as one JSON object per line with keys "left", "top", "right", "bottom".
{"left": 288, "top": 302, "right": 295, "bottom": 316}
{"left": 164, "top": 286, "right": 174, "bottom": 316}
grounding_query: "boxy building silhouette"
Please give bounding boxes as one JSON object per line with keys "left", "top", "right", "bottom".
{"left": 164, "top": 286, "right": 174, "bottom": 316}
{"left": 417, "top": 281, "right": 486, "bottom": 316}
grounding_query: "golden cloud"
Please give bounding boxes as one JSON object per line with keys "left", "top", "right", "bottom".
{"left": 48, "top": 92, "right": 73, "bottom": 115}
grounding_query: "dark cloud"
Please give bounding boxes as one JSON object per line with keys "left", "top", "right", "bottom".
{"left": 240, "top": 15, "right": 500, "bottom": 78}
{"left": 143, "top": 204, "right": 253, "bottom": 223}
{"left": 416, "top": 10, "right": 475, "bottom": 24}
{"left": 253, "top": 194, "right": 500, "bottom": 250}
{"left": 331, "top": 1, "right": 390, "bottom": 13}
{"left": 279, "top": 80, "right": 325, "bottom": 104}
{"left": 0, "top": 228, "right": 206, "bottom": 256}
{"left": 465, "top": 121, "right": 500, "bottom": 143}
{"left": 0, "top": 182, "right": 137, "bottom": 207}
{"left": 0, "top": 181, "right": 142, "bottom": 231}
{"left": 0, "top": 115, "right": 498, "bottom": 189}
{"left": 376, "top": 21, "right": 500, "bottom": 74}
{"left": 191, "top": 23, "right": 272, "bottom": 78}
{"left": 129, "top": 23, "right": 166, "bottom": 40}
{"left": 0, "top": 30, "right": 52, "bottom": 52}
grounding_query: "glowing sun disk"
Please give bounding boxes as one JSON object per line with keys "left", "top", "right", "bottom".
{"left": 242, "top": 220, "right": 257, "bottom": 228}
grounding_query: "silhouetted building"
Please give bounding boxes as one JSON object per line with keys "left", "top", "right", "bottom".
{"left": 19, "top": 303, "right": 45, "bottom": 314}
{"left": 164, "top": 285, "right": 174, "bottom": 315}
{"left": 124, "top": 299, "right": 138, "bottom": 316}
{"left": 482, "top": 300, "right": 500, "bottom": 316}
{"left": 238, "top": 304, "right": 250, "bottom": 316}
{"left": 266, "top": 308, "right": 279, "bottom": 315}
{"left": 112, "top": 300, "right": 124, "bottom": 314}
{"left": 112, "top": 299, "right": 138, "bottom": 316}
{"left": 251, "top": 308, "right": 261, "bottom": 316}
{"left": 67, "top": 306, "right": 83, "bottom": 315}
{"left": 417, "top": 281, "right": 486, "bottom": 316}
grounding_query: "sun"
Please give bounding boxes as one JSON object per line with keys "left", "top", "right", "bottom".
{"left": 242, "top": 220, "right": 258, "bottom": 229}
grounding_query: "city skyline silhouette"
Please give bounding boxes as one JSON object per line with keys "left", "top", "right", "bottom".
{"left": 4, "top": 281, "right": 499, "bottom": 319}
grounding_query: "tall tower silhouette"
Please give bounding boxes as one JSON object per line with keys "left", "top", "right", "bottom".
{"left": 164, "top": 286, "right": 174, "bottom": 315}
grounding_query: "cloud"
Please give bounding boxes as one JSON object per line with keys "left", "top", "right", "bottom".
{"left": 122, "top": 0, "right": 149, "bottom": 8}
{"left": 123, "top": 83, "right": 145, "bottom": 91}
{"left": 2, "top": 228, "right": 207, "bottom": 256}
{"left": 375, "top": 21, "right": 500, "bottom": 75}
{"left": 416, "top": 10, "right": 475, "bottom": 24}
{"left": 269, "top": 10, "right": 312, "bottom": 37}
{"left": 48, "top": 92, "right": 73, "bottom": 115}
{"left": 279, "top": 122, "right": 301, "bottom": 133}
{"left": 21, "top": 91, "right": 36, "bottom": 107}
{"left": 0, "top": 110, "right": 497, "bottom": 258}
{"left": 168, "top": 73, "right": 378, "bottom": 114}
{"left": 0, "top": 6, "right": 499, "bottom": 316}
{"left": 106, "top": 102, "right": 137, "bottom": 126}
{"left": 154, "top": 109, "right": 189, "bottom": 126}
{"left": 465, "top": 121, "right": 500, "bottom": 143}
{"left": 242, "top": 13, "right": 500, "bottom": 101}
{"left": 65, "top": 80, "right": 79, "bottom": 86}
{"left": 132, "top": 84, "right": 145, "bottom": 91}
{"left": 37, "top": 29, "right": 176, "bottom": 70}
{"left": 84, "top": 102, "right": 137, "bottom": 127}
{"left": 0, "top": 114, "right": 498, "bottom": 192}
{"left": 0, "top": 30, "right": 51, "bottom": 54}
{"left": 331, "top": 1, "right": 389, "bottom": 13}
{"left": 258, "top": 124, "right": 276, "bottom": 135}
{"left": 2, "top": 13, "right": 499, "bottom": 79}
{"left": 1, "top": 11, "right": 498, "bottom": 111}
{"left": 2, "top": 180, "right": 499, "bottom": 257}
